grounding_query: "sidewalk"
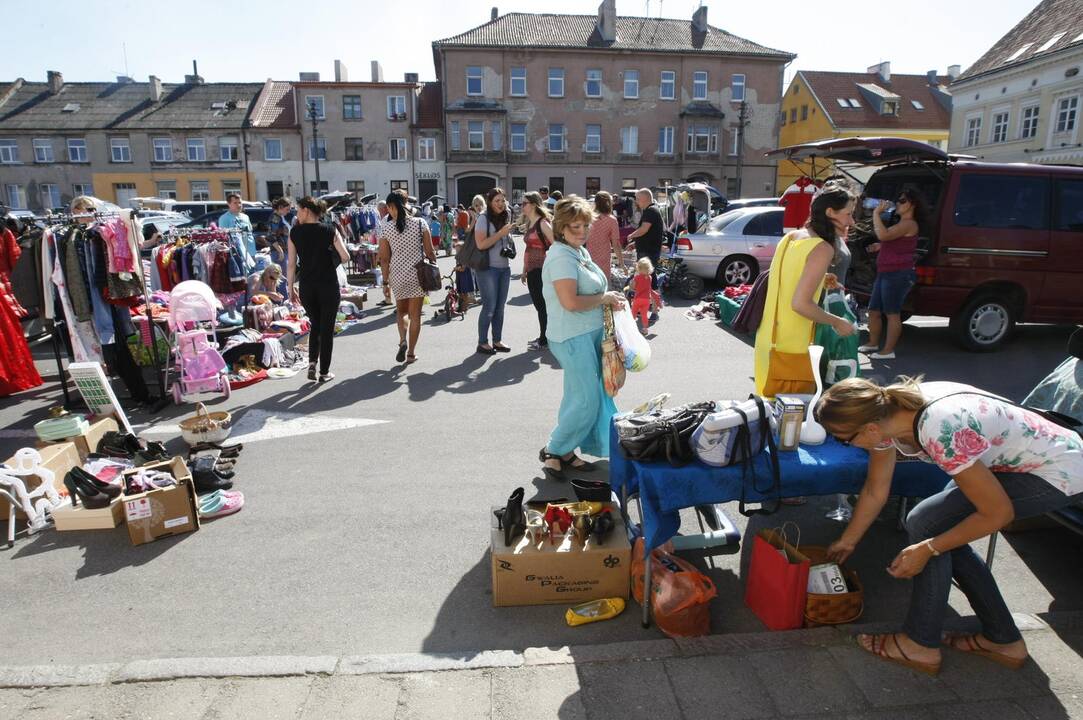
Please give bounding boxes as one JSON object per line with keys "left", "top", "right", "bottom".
{"left": 2, "top": 613, "right": 1080, "bottom": 720}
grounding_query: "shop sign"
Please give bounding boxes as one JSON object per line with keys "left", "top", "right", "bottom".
{"left": 415, "top": 172, "right": 441, "bottom": 180}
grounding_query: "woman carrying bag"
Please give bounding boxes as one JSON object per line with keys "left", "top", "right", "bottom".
{"left": 379, "top": 192, "right": 436, "bottom": 365}
{"left": 473, "top": 187, "right": 515, "bottom": 355}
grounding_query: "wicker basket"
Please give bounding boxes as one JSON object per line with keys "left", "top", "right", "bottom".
{"left": 801, "top": 545, "right": 864, "bottom": 626}
{"left": 178, "top": 403, "right": 232, "bottom": 446}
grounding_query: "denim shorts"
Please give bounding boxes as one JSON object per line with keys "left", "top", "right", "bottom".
{"left": 869, "top": 269, "right": 915, "bottom": 315}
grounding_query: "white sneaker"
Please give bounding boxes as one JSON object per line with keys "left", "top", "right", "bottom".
{"left": 858, "top": 344, "right": 879, "bottom": 353}
{"left": 870, "top": 351, "right": 895, "bottom": 360}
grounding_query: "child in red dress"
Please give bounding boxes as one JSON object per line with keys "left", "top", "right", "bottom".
{"left": 631, "top": 258, "right": 662, "bottom": 333}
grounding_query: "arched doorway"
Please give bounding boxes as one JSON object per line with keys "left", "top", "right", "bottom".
{"left": 456, "top": 175, "right": 497, "bottom": 206}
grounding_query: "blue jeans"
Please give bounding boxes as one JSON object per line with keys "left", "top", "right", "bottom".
{"left": 869, "top": 269, "right": 915, "bottom": 315}
{"left": 902, "top": 472, "right": 1081, "bottom": 648}
{"left": 546, "top": 327, "right": 616, "bottom": 457}
{"left": 476, "top": 267, "right": 510, "bottom": 345}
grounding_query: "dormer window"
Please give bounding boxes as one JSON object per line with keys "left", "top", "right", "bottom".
{"left": 882, "top": 100, "right": 898, "bottom": 115}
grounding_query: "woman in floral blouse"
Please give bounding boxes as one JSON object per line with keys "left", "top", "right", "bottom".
{"left": 814, "top": 376, "right": 1082, "bottom": 676}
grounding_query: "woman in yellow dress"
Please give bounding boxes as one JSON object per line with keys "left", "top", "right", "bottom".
{"left": 754, "top": 183, "right": 858, "bottom": 397}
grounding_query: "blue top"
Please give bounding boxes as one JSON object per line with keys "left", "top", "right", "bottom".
{"left": 219, "top": 211, "right": 256, "bottom": 258}
{"left": 475, "top": 213, "right": 509, "bottom": 269}
{"left": 542, "top": 242, "right": 608, "bottom": 343}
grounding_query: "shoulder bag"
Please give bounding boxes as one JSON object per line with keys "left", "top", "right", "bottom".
{"left": 762, "top": 233, "right": 817, "bottom": 398}
{"left": 455, "top": 214, "right": 490, "bottom": 271}
{"left": 601, "top": 306, "right": 626, "bottom": 398}
{"left": 617, "top": 401, "right": 717, "bottom": 467}
{"left": 413, "top": 218, "right": 442, "bottom": 292}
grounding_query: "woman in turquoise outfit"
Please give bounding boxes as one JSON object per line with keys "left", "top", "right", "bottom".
{"left": 539, "top": 195, "right": 627, "bottom": 481}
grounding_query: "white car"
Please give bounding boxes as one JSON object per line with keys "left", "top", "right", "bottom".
{"left": 675, "top": 206, "right": 784, "bottom": 286}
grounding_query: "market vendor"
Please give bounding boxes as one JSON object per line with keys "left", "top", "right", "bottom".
{"left": 815, "top": 376, "right": 1083, "bottom": 677}
{"left": 248, "top": 264, "right": 286, "bottom": 304}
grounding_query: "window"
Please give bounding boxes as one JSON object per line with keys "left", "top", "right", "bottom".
{"left": 686, "top": 125, "right": 718, "bottom": 153}
{"left": 0, "top": 140, "right": 19, "bottom": 164}
{"left": 389, "top": 138, "right": 407, "bottom": 161}
{"left": 342, "top": 95, "right": 362, "bottom": 120}
{"left": 110, "top": 137, "right": 131, "bottom": 163}
{"left": 621, "top": 178, "right": 637, "bottom": 190}
{"left": 1021, "top": 106, "right": 1040, "bottom": 139}
{"left": 449, "top": 121, "right": 460, "bottom": 151}
{"left": 266, "top": 181, "right": 284, "bottom": 200}
{"left": 953, "top": 174, "right": 1048, "bottom": 230}
{"left": 491, "top": 121, "right": 502, "bottom": 151}
{"left": 40, "top": 183, "right": 61, "bottom": 209}
{"left": 466, "top": 66, "right": 483, "bottom": 96}
{"left": 620, "top": 126, "right": 638, "bottom": 154}
{"left": 304, "top": 95, "right": 325, "bottom": 119}
{"left": 732, "top": 74, "right": 746, "bottom": 102}
{"left": 1055, "top": 96, "right": 1078, "bottom": 133}
{"left": 310, "top": 181, "right": 329, "bottom": 195}
{"left": 548, "top": 124, "right": 565, "bottom": 152}
{"left": 390, "top": 180, "right": 409, "bottom": 193}
{"left": 882, "top": 100, "right": 898, "bottom": 116}
{"left": 418, "top": 137, "right": 435, "bottom": 160}
{"left": 790, "top": 108, "right": 797, "bottom": 123}
{"left": 510, "top": 123, "right": 527, "bottom": 152}
{"left": 308, "top": 138, "right": 327, "bottom": 160}
{"left": 585, "top": 124, "right": 602, "bottom": 153}
{"left": 548, "top": 68, "right": 564, "bottom": 97}
{"left": 965, "top": 116, "right": 982, "bottom": 147}
{"left": 187, "top": 138, "right": 206, "bottom": 161}
{"left": 113, "top": 183, "right": 137, "bottom": 206}
{"left": 156, "top": 180, "right": 177, "bottom": 199}
{"left": 548, "top": 177, "right": 564, "bottom": 194}
{"left": 660, "top": 71, "right": 675, "bottom": 100}
{"left": 624, "top": 70, "right": 639, "bottom": 99}
{"left": 800, "top": 105, "right": 808, "bottom": 121}
{"left": 585, "top": 69, "right": 602, "bottom": 98}
{"left": 33, "top": 139, "right": 54, "bottom": 163}
{"left": 346, "top": 180, "right": 366, "bottom": 197}
{"left": 219, "top": 136, "right": 238, "bottom": 161}
{"left": 743, "top": 210, "right": 784, "bottom": 237}
{"left": 730, "top": 130, "right": 740, "bottom": 156}
{"left": 468, "top": 121, "right": 484, "bottom": 150}
{"left": 911, "top": 99, "right": 925, "bottom": 111}
{"left": 658, "top": 126, "right": 674, "bottom": 155}
{"left": 264, "top": 138, "right": 283, "bottom": 161}
{"left": 73, "top": 183, "right": 92, "bottom": 197}
{"left": 848, "top": 98, "right": 862, "bottom": 108}
{"left": 510, "top": 67, "right": 527, "bottom": 96}
{"left": 5, "top": 184, "right": 26, "bottom": 209}
{"left": 992, "top": 111, "right": 1009, "bottom": 143}
{"left": 1054, "top": 179, "right": 1083, "bottom": 231}
{"left": 221, "top": 180, "right": 241, "bottom": 195}
{"left": 345, "top": 137, "right": 365, "bottom": 161}
{"left": 585, "top": 177, "right": 600, "bottom": 196}
{"left": 387, "top": 96, "right": 406, "bottom": 120}
{"left": 67, "top": 139, "right": 87, "bottom": 163}
{"left": 152, "top": 137, "right": 172, "bottom": 162}
{"left": 781, "top": 110, "right": 787, "bottom": 125}
{"left": 693, "top": 71, "right": 708, "bottom": 101}
{"left": 512, "top": 176, "right": 527, "bottom": 195}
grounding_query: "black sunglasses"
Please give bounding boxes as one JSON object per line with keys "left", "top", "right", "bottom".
{"left": 896, "top": 197, "right": 910, "bottom": 205}
{"left": 837, "top": 429, "right": 861, "bottom": 446}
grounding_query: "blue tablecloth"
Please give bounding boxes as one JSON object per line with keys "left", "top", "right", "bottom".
{"left": 608, "top": 421, "right": 951, "bottom": 549}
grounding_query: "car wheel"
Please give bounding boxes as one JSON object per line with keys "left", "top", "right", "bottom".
{"left": 718, "top": 256, "right": 758, "bottom": 286}
{"left": 950, "top": 294, "right": 1016, "bottom": 352}
{"left": 677, "top": 273, "right": 705, "bottom": 300}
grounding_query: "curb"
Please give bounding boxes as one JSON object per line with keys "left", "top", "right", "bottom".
{"left": 0, "top": 612, "right": 1057, "bottom": 689}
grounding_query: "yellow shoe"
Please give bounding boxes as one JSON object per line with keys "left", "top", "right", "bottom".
{"left": 565, "top": 597, "right": 626, "bottom": 627}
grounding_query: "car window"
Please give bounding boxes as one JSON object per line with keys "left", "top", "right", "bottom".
{"left": 953, "top": 174, "right": 1049, "bottom": 230}
{"left": 1053, "top": 179, "right": 1083, "bottom": 232}
{"left": 743, "top": 211, "right": 784, "bottom": 236}
{"left": 708, "top": 212, "right": 741, "bottom": 233}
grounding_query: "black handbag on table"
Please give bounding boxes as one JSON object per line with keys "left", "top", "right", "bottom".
{"left": 617, "top": 401, "right": 717, "bottom": 467}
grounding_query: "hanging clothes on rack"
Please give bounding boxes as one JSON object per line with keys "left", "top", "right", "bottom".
{"left": 0, "top": 225, "right": 42, "bottom": 396}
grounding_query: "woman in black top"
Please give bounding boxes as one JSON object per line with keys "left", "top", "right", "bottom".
{"left": 287, "top": 197, "right": 350, "bottom": 382}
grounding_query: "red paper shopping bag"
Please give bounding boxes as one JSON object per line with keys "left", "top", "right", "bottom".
{"left": 743, "top": 527, "right": 811, "bottom": 631}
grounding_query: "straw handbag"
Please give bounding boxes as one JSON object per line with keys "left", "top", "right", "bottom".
{"left": 601, "top": 306, "right": 626, "bottom": 397}
{"left": 178, "top": 403, "right": 233, "bottom": 446}
{"left": 801, "top": 545, "right": 864, "bottom": 626}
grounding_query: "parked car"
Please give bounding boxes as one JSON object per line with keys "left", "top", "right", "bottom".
{"left": 172, "top": 200, "right": 267, "bottom": 218}
{"left": 724, "top": 197, "right": 780, "bottom": 212}
{"left": 769, "top": 136, "right": 1083, "bottom": 351}
{"left": 179, "top": 207, "right": 277, "bottom": 230}
{"left": 675, "top": 206, "right": 785, "bottom": 286}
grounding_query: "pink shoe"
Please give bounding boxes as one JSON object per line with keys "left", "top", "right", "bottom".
{"left": 198, "top": 490, "right": 244, "bottom": 519}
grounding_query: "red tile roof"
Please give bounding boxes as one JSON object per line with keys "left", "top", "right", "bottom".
{"left": 798, "top": 71, "right": 952, "bottom": 131}
{"left": 414, "top": 82, "right": 443, "bottom": 129}
{"left": 956, "top": 0, "right": 1083, "bottom": 83}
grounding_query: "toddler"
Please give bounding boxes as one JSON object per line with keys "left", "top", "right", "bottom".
{"left": 631, "top": 258, "right": 662, "bottom": 333}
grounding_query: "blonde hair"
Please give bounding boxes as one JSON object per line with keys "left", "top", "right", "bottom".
{"left": 70, "top": 195, "right": 97, "bottom": 214}
{"left": 552, "top": 195, "right": 593, "bottom": 243}
{"left": 471, "top": 194, "right": 486, "bottom": 214}
{"left": 636, "top": 257, "right": 654, "bottom": 274}
{"left": 261, "top": 263, "right": 282, "bottom": 286}
{"left": 815, "top": 376, "right": 926, "bottom": 434}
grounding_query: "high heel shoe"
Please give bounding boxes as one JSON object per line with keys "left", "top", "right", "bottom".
{"left": 591, "top": 508, "right": 615, "bottom": 544}
{"left": 501, "top": 487, "right": 526, "bottom": 546}
{"left": 70, "top": 467, "right": 122, "bottom": 498}
{"left": 543, "top": 505, "right": 573, "bottom": 544}
{"left": 539, "top": 448, "right": 567, "bottom": 482}
{"left": 63, "top": 470, "right": 114, "bottom": 509}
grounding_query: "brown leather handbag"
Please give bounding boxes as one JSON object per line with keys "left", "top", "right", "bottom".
{"left": 763, "top": 233, "right": 816, "bottom": 398}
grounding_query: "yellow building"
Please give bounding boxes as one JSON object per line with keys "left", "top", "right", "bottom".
{"left": 776, "top": 63, "right": 953, "bottom": 189}
{"left": 91, "top": 172, "right": 253, "bottom": 206}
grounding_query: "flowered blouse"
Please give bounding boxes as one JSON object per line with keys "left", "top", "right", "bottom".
{"left": 895, "top": 382, "right": 1083, "bottom": 497}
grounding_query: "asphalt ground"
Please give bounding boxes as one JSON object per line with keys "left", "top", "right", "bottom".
{"left": 1, "top": 250, "right": 1080, "bottom": 668}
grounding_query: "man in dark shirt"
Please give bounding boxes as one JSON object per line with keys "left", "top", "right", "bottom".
{"left": 625, "top": 188, "right": 664, "bottom": 321}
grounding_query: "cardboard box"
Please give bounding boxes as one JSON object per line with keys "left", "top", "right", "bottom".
{"left": 121, "top": 457, "right": 200, "bottom": 546}
{"left": 491, "top": 503, "right": 631, "bottom": 607}
{"left": 36, "top": 415, "right": 119, "bottom": 461}
{"left": 50, "top": 496, "right": 126, "bottom": 531}
{"left": 1, "top": 441, "right": 82, "bottom": 519}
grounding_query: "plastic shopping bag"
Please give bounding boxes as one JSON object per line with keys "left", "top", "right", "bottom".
{"left": 814, "top": 289, "right": 860, "bottom": 385}
{"left": 611, "top": 307, "right": 651, "bottom": 371}
{"left": 632, "top": 538, "right": 717, "bottom": 638}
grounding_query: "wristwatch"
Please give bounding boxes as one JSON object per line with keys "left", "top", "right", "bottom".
{"left": 924, "top": 539, "right": 941, "bottom": 556}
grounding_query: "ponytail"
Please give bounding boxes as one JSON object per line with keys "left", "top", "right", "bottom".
{"left": 815, "top": 375, "right": 925, "bottom": 433}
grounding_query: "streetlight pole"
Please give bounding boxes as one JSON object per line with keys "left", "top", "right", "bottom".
{"left": 308, "top": 99, "right": 321, "bottom": 195}
{"left": 734, "top": 100, "right": 748, "bottom": 199}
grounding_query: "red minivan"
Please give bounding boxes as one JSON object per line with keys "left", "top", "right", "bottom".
{"left": 768, "top": 137, "right": 1083, "bottom": 351}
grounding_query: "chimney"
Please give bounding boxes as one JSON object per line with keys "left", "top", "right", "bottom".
{"left": 184, "top": 60, "right": 204, "bottom": 86}
{"left": 149, "top": 75, "right": 163, "bottom": 102}
{"left": 116, "top": 76, "right": 134, "bottom": 85}
{"left": 867, "top": 61, "right": 891, "bottom": 83}
{"left": 692, "top": 6, "right": 709, "bottom": 34}
{"left": 926, "top": 70, "right": 938, "bottom": 86}
{"left": 334, "top": 60, "right": 349, "bottom": 82}
{"left": 405, "top": 72, "right": 419, "bottom": 83}
{"left": 947, "top": 64, "right": 961, "bottom": 81}
{"left": 47, "top": 70, "right": 63, "bottom": 95}
{"left": 491, "top": 7, "right": 498, "bottom": 21}
{"left": 597, "top": 0, "right": 616, "bottom": 43}
{"left": 370, "top": 61, "right": 384, "bottom": 83}
{"left": 298, "top": 72, "right": 320, "bottom": 82}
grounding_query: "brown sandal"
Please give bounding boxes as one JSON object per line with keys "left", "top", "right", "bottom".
{"left": 945, "top": 634, "right": 1027, "bottom": 670}
{"left": 857, "top": 633, "right": 941, "bottom": 677}
{"left": 405, "top": 354, "right": 418, "bottom": 364}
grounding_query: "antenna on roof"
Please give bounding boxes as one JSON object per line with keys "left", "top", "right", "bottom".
{"left": 123, "top": 43, "right": 129, "bottom": 78}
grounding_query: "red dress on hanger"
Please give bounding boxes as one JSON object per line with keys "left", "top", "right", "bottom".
{"left": 0, "top": 228, "right": 43, "bottom": 396}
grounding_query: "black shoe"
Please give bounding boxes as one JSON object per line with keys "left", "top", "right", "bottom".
{"left": 572, "top": 478, "right": 612, "bottom": 502}
{"left": 396, "top": 343, "right": 407, "bottom": 363}
{"left": 502, "top": 487, "right": 526, "bottom": 546}
{"left": 539, "top": 448, "right": 567, "bottom": 482}
{"left": 476, "top": 344, "right": 496, "bottom": 355}
{"left": 493, "top": 343, "right": 511, "bottom": 353}
{"left": 591, "top": 509, "right": 615, "bottom": 543}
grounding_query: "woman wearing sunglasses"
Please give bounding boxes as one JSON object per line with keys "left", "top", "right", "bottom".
{"left": 815, "top": 376, "right": 1083, "bottom": 676}
{"left": 860, "top": 188, "right": 927, "bottom": 359}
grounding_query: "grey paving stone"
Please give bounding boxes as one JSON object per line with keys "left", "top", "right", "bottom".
{"left": 17, "top": 683, "right": 110, "bottom": 719}
{"left": 1012, "top": 692, "right": 1083, "bottom": 719}
{"left": 577, "top": 661, "right": 680, "bottom": 720}
{"left": 202, "top": 677, "right": 315, "bottom": 720}
{"left": 0, "top": 688, "right": 36, "bottom": 717}
{"left": 562, "top": 639, "right": 679, "bottom": 665}
{"left": 1020, "top": 631, "right": 1083, "bottom": 694}
{"left": 937, "top": 650, "right": 1050, "bottom": 702}
{"left": 748, "top": 648, "right": 868, "bottom": 716}
{"left": 663, "top": 655, "right": 779, "bottom": 719}
{"left": 396, "top": 669, "right": 492, "bottom": 720}
{"left": 826, "top": 644, "right": 958, "bottom": 708}
{"left": 674, "top": 626, "right": 845, "bottom": 657}
{"left": 491, "top": 665, "right": 585, "bottom": 720}
{"left": 101, "top": 679, "right": 222, "bottom": 720}
{"left": 339, "top": 650, "right": 521, "bottom": 675}
{"left": 0, "top": 662, "right": 120, "bottom": 687}
{"left": 117, "top": 655, "right": 337, "bottom": 682}
{"left": 928, "top": 699, "right": 1031, "bottom": 719}
{"left": 299, "top": 675, "right": 403, "bottom": 720}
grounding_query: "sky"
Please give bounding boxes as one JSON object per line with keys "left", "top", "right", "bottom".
{"left": 4, "top": 0, "right": 1034, "bottom": 86}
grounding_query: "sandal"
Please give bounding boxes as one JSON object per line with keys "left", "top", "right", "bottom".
{"left": 857, "top": 633, "right": 940, "bottom": 677}
{"left": 318, "top": 372, "right": 335, "bottom": 383}
{"left": 561, "top": 453, "right": 598, "bottom": 473}
{"left": 539, "top": 448, "right": 567, "bottom": 482}
{"left": 396, "top": 342, "right": 407, "bottom": 363}
{"left": 307, "top": 363, "right": 317, "bottom": 381}
{"left": 405, "top": 354, "right": 418, "bottom": 364}
{"left": 945, "top": 634, "right": 1027, "bottom": 670}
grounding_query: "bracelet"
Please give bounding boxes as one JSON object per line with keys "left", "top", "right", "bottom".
{"left": 924, "top": 538, "right": 941, "bottom": 556}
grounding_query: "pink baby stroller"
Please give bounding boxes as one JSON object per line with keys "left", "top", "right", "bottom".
{"left": 167, "top": 280, "right": 230, "bottom": 403}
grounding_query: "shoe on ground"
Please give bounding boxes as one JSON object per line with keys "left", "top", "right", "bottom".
{"left": 870, "top": 351, "right": 895, "bottom": 360}
{"left": 857, "top": 344, "right": 879, "bottom": 353}
{"left": 318, "top": 372, "right": 335, "bottom": 382}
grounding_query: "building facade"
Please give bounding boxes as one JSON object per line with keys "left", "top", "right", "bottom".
{"left": 432, "top": 3, "right": 794, "bottom": 205}
{"left": 776, "top": 64, "right": 954, "bottom": 189}
{"left": 246, "top": 80, "right": 304, "bottom": 201}
{"left": 412, "top": 81, "right": 447, "bottom": 203}
{"left": 948, "top": 0, "right": 1083, "bottom": 166}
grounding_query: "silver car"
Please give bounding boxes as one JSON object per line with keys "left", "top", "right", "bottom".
{"left": 675, "top": 206, "right": 784, "bottom": 286}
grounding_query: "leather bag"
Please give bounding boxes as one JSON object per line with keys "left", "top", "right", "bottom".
{"left": 601, "top": 306, "right": 626, "bottom": 398}
{"left": 413, "top": 219, "right": 442, "bottom": 291}
{"left": 617, "top": 401, "right": 716, "bottom": 467}
{"left": 454, "top": 216, "right": 489, "bottom": 271}
{"left": 763, "top": 234, "right": 816, "bottom": 397}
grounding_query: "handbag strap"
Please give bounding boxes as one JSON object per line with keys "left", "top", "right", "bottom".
{"left": 739, "top": 395, "right": 782, "bottom": 517}
{"left": 769, "top": 233, "right": 794, "bottom": 348}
